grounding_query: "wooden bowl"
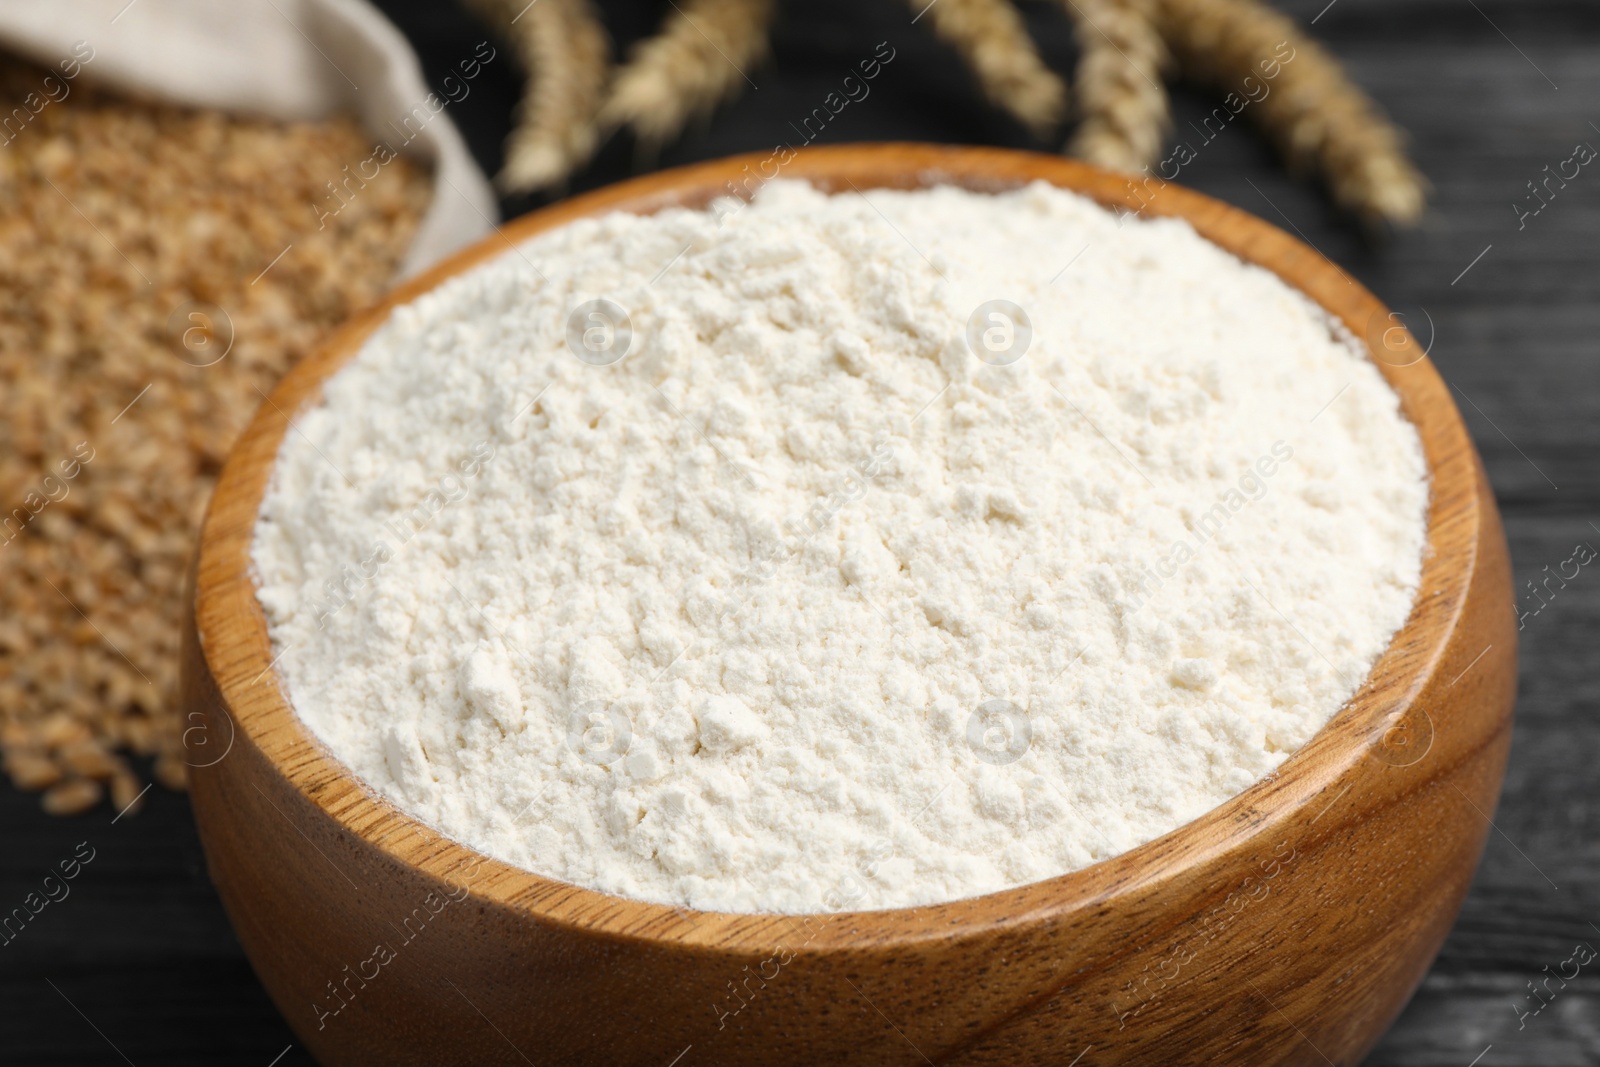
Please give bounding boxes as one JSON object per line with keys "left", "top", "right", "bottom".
{"left": 183, "top": 143, "right": 1516, "bottom": 1066}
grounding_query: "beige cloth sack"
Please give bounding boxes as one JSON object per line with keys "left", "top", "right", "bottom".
{"left": 0, "top": 0, "right": 499, "bottom": 277}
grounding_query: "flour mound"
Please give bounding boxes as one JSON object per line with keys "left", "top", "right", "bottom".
{"left": 252, "top": 181, "right": 1427, "bottom": 913}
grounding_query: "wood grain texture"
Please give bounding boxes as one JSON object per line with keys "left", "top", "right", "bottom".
{"left": 181, "top": 143, "right": 1516, "bottom": 1066}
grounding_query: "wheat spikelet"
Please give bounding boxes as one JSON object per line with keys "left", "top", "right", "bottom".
{"left": 1061, "top": 0, "right": 1170, "bottom": 172}
{"left": 915, "top": 0, "right": 1067, "bottom": 138}
{"left": 599, "top": 0, "right": 775, "bottom": 148}
{"left": 1156, "top": 0, "right": 1426, "bottom": 225}
{"left": 464, "top": 0, "right": 611, "bottom": 192}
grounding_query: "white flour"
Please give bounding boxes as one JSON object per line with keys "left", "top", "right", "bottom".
{"left": 252, "top": 180, "right": 1428, "bottom": 913}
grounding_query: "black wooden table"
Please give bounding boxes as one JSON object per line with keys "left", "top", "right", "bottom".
{"left": 2, "top": 1, "right": 1595, "bottom": 1063}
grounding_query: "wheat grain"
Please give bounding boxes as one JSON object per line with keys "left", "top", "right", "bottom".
{"left": 41, "top": 779, "right": 103, "bottom": 817}
{"left": 4, "top": 752, "right": 61, "bottom": 792}
{"left": 1062, "top": 0, "right": 1170, "bottom": 172}
{"left": 1156, "top": 0, "right": 1426, "bottom": 225}
{"left": 916, "top": 0, "right": 1067, "bottom": 138}
{"left": 599, "top": 0, "right": 774, "bottom": 148}
{"left": 465, "top": 0, "right": 611, "bottom": 192}
{"left": 110, "top": 767, "right": 144, "bottom": 816}
{"left": 0, "top": 54, "right": 429, "bottom": 815}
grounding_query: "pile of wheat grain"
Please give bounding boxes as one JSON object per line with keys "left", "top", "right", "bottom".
{"left": 0, "top": 55, "right": 431, "bottom": 815}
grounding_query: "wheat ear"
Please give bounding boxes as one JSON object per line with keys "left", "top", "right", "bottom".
{"left": 599, "top": 0, "right": 775, "bottom": 148}
{"left": 464, "top": 0, "right": 611, "bottom": 193}
{"left": 1061, "top": 0, "right": 1170, "bottom": 173}
{"left": 915, "top": 0, "right": 1068, "bottom": 139}
{"left": 1156, "top": 0, "right": 1426, "bottom": 225}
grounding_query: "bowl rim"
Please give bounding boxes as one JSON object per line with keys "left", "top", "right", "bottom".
{"left": 192, "top": 141, "right": 1479, "bottom": 954}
